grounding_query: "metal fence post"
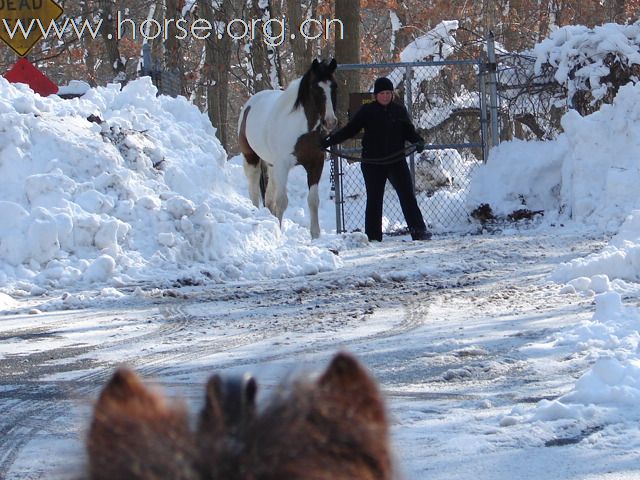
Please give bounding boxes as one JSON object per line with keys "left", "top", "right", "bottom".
{"left": 332, "top": 152, "right": 344, "bottom": 234}
{"left": 487, "top": 31, "right": 500, "bottom": 147}
{"left": 404, "top": 64, "right": 416, "bottom": 190}
{"left": 487, "top": 31, "right": 500, "bottom": 149}
{"left": 479, "top": 58, "right": 489, "bottom": 163}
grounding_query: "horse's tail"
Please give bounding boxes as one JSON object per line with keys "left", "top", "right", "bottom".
{"left": 259, "top": 160, "right": 269, "bottom": 206}
{"left": 239, "top": 104, "right": 268, "bottom": 208}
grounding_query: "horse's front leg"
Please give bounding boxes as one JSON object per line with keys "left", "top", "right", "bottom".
{"left": 305, "top": 153, "right": 325, "bottom": 240}
{"left": 308, "top": 183, "right": 320, "bottom": 239}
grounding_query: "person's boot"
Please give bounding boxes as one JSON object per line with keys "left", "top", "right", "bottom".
{"left": 410, "top": 229, "right": 432, "bottom": 241}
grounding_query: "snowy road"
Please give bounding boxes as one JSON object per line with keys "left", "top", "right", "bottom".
{"left": 3, "top": 229, "right": 633, "bottom": 480}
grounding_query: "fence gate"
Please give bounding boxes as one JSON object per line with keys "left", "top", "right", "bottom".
{"left": 331, "top": 59, "right": 491, "bottom": 235}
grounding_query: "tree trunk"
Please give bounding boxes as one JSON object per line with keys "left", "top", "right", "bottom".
{"left": 150, "top": 0, "right": 166, "bottom": 71}
{"left": 164, "top": 0, "right": 182, "bottom": 71}
{"left": 268, "top": 0, "right": 285, "bottom": 87}
{"left": 99, "top": 0, "right": 126, "bottom": 82}
{"left": 287, "top": 0, "right": 309, "bottom": 77}
{"left": 199, "top": 0, "right": 232, "bottom": 149}
{"left": 335, "top": 0, "right": 360, "bottom": 124}
{"left": 392, "top": 0, "right": 413, "bottom": 60}
{"left": 249, "top": 0, "right": 274, "bottom": 91}
{"left": 164, "top": 0, "right": 185, "bottom": 95}
{"left": 607, "top": 0, "right": 626, "bottom": 22}
{"left": 81, "top": 1, "right": 98, "bottom": 86}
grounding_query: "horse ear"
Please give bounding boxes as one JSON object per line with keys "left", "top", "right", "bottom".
{"left": 88, "top": 369, "right": 196, "bottom": 480}
{"left": 329, "top": 58, "right": 337, "bottom": 71}
{"left": 245, "top": 376, "right": 258, "bottom": 406}
{"left": 199, "top": 373, "right": 258, "bottom": 436}
{"left": 319, "top": 352, "right": 368, "bottom": 389}
{"left": 95, "top": 367, "right": 159, "bottom": 407}
{"left": 198, "top": 374, "right": 225, "bottom": 436}
{"left": 311, "top": 58, "right": 319, "bottom": 71}
{"left": 318, "top": 352, "right": 387, "bottom": 424}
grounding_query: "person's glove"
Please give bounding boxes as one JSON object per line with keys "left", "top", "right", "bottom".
{"left": 415, "top": 141, "right": 425, "bottom": 153}
{"left": 319, "top": 135, "right": 332, "bottom": 149}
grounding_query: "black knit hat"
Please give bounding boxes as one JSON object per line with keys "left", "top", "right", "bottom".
{"left": 373, "top": 77, "right": 394, "bottom": 94}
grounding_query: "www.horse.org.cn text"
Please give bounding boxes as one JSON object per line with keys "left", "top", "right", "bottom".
{"left": 0, "top": 11, "right": 346, "bottom": 47}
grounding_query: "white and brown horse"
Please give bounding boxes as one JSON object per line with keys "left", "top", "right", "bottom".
{"left": 238, "top": 59, "right": 338, "bottom": 239}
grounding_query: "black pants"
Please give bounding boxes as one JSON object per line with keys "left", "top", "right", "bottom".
{"left": 361, "top": 159, "right": 427, "bottom": 241}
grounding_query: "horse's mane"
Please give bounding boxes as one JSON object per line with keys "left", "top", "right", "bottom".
{"left": 293, "top": 59, "right": 336, "bottom": 112}
{"left": 293, "top": 68, "right": 314, "bottom": 111}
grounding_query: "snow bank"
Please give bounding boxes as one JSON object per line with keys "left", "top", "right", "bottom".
{"left": 553, "top": 210, "right": 640, "bottom": 284}
{"left": 466, "top": 137, "right": 567, "bottom": 217}
{"left": 508, "top": 289, "right": 640, "bottom": 429}
{"left": 0, "top": 77, "right": 340, "bottom": 293}
{"left": 467, "top": 82, "right": 640, "bottom": 229}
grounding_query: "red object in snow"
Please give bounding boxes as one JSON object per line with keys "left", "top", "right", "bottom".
{"left": 4, "top": 58, "right": 59, "bottom": 96}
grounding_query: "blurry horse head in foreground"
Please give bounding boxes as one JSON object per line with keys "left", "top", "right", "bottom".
{"left": 86, "top": 352, "right": 392, "bottom": 480}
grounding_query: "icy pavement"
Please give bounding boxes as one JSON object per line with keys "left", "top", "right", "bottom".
{"left": 3, "top": 229, "right": 640, "bottom": 480}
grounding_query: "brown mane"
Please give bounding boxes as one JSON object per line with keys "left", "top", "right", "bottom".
{"left": 86, "top": 353, "right": 392, "bottom": 480}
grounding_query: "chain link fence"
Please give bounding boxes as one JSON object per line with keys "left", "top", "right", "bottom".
{"left": 495, "top": 53, "right": 568, "bottom": 142}
{"left": 332, "top": 60, "right": 487, "bottom": 235}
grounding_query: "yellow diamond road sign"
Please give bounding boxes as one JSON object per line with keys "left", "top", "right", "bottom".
{"left": 0, "top": 0, "right": 63, "bottom": 57}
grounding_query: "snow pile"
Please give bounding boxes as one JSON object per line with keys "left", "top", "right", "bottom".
{"left": 480, "top": 195, "right": 640, "bottom": 436}
{"left": 533, "top": 23, "right": 640, "bottom": 104}
{"left": 467, "top": 62, "right": 640, "bottom": 435}
{"left": 466, "top": 137, "right": 567, "bottom": 218}
{"left": 0, "top": 77, "right": 340, "bottom": 292}
{"left": 506, "top": 289, "right": 640, "bottom": 432}
{"left": 553, "top": 210, "right": 640, "bottom": 284}
{"left": 400, "top": 20, "right": 459, "bottom": 62}
{"left": 559, "top": 83, "right": 640, "bottom": 228}
{"left": 467, "top": 82, "right": 640, "bottom": 229}
{"left": 386, "top": 20, "right": 460, "bottom": 97}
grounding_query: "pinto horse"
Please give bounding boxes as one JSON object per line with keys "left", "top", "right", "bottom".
{"left": 86, "top": 352, "right": 392, "bottom": 480}
{"left": 238, "top": 59, "right": 338, "bottom": 239}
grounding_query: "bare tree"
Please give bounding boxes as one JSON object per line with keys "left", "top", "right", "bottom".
{"left": 99, "top": 0, "right": 127, "bottom": 81}
{"left": 164, "top": 0, "right": 182, "bottom": 70}
{"left": 248, "top": 0, "right": 277, "bottom": 91}
{"left": 199, "top": 0, "right": 233, "bottom": 148}
{"left": 335, "top": 0, "right": 360, "bottom": 123}
{"left": 287, "top": 0, "right": 310, "bottom": 76}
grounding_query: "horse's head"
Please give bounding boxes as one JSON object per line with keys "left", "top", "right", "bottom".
{"left": 295, "top": 58, "right": 338, "bottom": 133}
{"left": 86, "top": 353, "right": 392, "bottom": 480}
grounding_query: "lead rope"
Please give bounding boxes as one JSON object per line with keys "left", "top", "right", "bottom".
{"left": 322, "top": 143, "right": 420, "bottom": 165}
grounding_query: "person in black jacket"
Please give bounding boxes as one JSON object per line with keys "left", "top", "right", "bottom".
{"left": 322, "top": 77, "right": 431, "bottom": 242}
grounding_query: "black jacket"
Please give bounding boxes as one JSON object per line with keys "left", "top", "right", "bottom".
{"left": 327, "top": 100, "right": 423, "bottom": 162}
